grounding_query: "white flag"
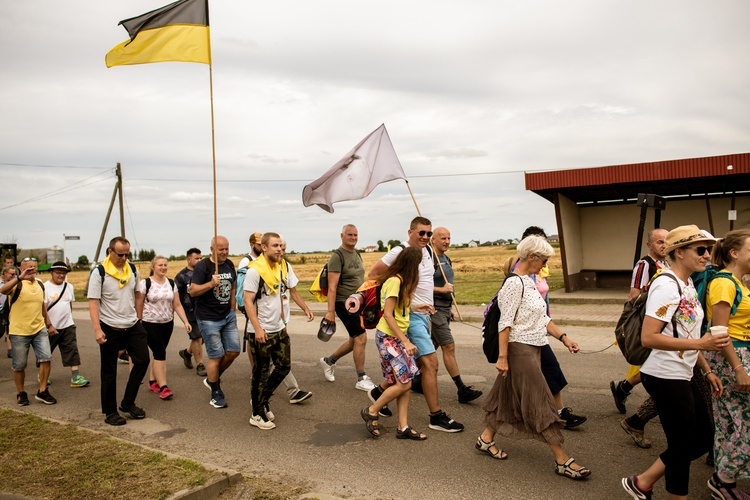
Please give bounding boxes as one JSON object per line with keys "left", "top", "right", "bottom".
{"left": 302, "top": 124, "right": 406, "bottom": 213}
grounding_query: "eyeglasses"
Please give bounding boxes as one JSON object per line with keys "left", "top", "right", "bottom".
{"left": 111, "top": 251, "right": 128, "bottom": 258}
{"left": 534, "top": 254, "right": 548, "bottom": 264}
{"left": 688, "top": 245, "right": 713, "bottom": 257}
{"left": 22, "top": 257, "right": 37, "bottom": 262}
{"left": 417, "top": 230, "right": 433, "bottom": 237}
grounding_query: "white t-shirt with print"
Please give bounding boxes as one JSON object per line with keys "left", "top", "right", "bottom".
{"left": 380, "top": 243, "right": 434, "bottom": 306}
{"left": 44, "top": 281, "right": 75, "bottom": 329}
{"left": 640, "top": 271, "right": 702, "bottom": 381}
{"left": 137, "top": 278, "right": 177, "bottom": 324}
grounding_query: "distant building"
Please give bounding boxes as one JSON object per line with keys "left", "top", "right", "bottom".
{"left": 467, "top": 240, "right": 480, "bottom": 248}
{"left": 363, "top": 245, "right": 377, "bottom": 253}
{"left": 548, "top": 235, "right": 559, "bottom": 243}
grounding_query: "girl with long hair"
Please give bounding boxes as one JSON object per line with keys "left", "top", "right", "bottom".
{"left": 360, "top": 246, "right": 426, "bottom": 440}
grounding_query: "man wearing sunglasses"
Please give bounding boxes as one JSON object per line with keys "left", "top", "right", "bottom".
{"left": 369, "top": 216, "right": 464, "bottom": 433}
{"left": 88, "top": 236, "right": 150, "bottom": 425}
{"left": 611, "top": 228, "right": 670, "bottom": 449}
{"left": 1, "top": 256, "right": 57, "bottom": 406}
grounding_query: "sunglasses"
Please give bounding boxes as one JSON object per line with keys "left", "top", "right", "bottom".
{"left": 417, "top": 230, "right": 433, "bottom": 237}
{"left": 111, "top": 251, "right": 128, "bottom": 258}
{"left": 22, "top": 257, "right": 37, "bottom": 262}
{"left": 688, "top": 245, "right": 713, "bottom": 257}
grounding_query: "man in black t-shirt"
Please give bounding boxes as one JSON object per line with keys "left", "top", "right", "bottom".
{"left": 175, "top": 247, "right": 206, "bottom": 377}
{"left": 189, "top": 236, "right": 239, "bottom": 409}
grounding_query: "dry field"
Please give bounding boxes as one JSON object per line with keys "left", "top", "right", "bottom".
{"left": 65, "top": 245, "right": 562, "bottom": 305}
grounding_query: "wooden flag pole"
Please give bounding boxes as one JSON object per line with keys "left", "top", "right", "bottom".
{"left": 207, "top": 18, "right": 219, "bottom": 277}
{"left": 404, "top": 180, "right": 463, "bottom": 321}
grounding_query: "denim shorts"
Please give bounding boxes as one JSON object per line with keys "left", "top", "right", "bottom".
{"left": 406, "top": 312, "right": 435, "bottom": 358}
{"left": 10, "top": 328, "right": 52, "bottom": 372}
{"left": 198, "top": 313, "right": 240, "bottom": 359}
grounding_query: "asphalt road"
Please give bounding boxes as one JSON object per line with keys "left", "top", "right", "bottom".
{"left": 0, "top": 309, "right": 727, "bottom": 499}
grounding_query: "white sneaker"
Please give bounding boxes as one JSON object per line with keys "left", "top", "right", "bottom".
{"left": 355, "top": 375, "right": 376, "bottom": 392}
{"left": 320, "top": 357, "right": 335, "bottom": 382}
{"left": 249, "top": 413, "right": 276, "bottom": 430}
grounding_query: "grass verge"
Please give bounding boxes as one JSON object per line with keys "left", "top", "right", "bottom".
{"left": 0, "top": 409, "right": 216, "bottom": 500}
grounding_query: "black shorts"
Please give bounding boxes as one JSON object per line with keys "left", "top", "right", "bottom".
{"left": 335, "top": 301, "right": 365, "bottom": 338}
{"left": 188, "top": 319, "right": 202, "bottom": 340}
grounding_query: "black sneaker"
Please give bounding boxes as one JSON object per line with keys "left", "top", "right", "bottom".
{"left": 35, "top": 388, "right": 57, "bottom": 405}
{"left": 119, "top": 403, "right": 146, "bottom": 419}
{"left": 367, "top": 386, "right": 392, "bottom": 417}
{"left": 621, "top": 475, "right": 652, "bottom": 500}
{"left": 17, "top": 391, "right": 30, "bottom": 406}
{"left": 105, "top": 413, "right": 127, "bottom": 426}
{"left": 179, "top": 349, "right": 193, "bottom": 369}
{"left": 429, "top": 410, "right": 464, "bottom": 433}
{"left": 289, "top": 390, "right": 312, "bottom": 404}
{"left": 560, "top": 407, "right": 587, "bottom": 429}
{"left": 610, "top": 380, "right": 630, "bottom": 414}
{"left": 457, "top": 385, "right": 483, "bottom": 404}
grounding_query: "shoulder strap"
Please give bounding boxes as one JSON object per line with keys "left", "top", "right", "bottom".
{"left": 9, "top": 280, "right": 22, "bottom": 306}
{"left": 650, "top": 272, "right": 681, "bottom": 337}
{"left": 711, "top": 272, "right": 744, "bottom": 315}
{"left": 46, "top": 282, "right": 68, "bottom": 311}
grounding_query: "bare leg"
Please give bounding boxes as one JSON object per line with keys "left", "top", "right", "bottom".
{"left": 38, "top": 361, "right": 50, "bottom": 392}
{"left": 440, "top": 342, "right": 460, "bottom": 378}
{"left": 417, "top": 353, "right": 440, "bottom": 413}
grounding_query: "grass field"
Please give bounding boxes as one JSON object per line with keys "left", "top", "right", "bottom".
{"left": 66, "top": 246, "right": 563, "bottom": 305}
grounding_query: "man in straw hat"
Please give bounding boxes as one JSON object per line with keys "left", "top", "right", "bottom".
{"left": 44, "top": 261, "right": 89, "bottom": 388}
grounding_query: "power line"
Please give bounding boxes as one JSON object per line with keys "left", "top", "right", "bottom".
{"left": 128, "top": 169, "right": 531, "bottom": 183}
{"left": 0, "top": 170, "right": 114, "bottom": 211}
{"left": 0, "top": 162, "right": 111, "bottom": 170}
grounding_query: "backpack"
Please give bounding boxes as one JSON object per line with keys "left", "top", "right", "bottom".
{"left": 235, "top": 255, "right": 253, "bottom": 313}
{"left": 2, "top": 278, "right": 45, "bottom": 325}
{"left": 692, "top": 265, "right": 743, "bottom": 335}
{"left": 309, "top": 249, "right": 349, "bottom": 302}
{"left": 614, "top": 272, "right": 680, "bottom": 366}
{"left": 144, "top": 277, "right": 175, "bottom": 302}
{"left": 481, "top": 274, "right": 523, "bottom": 363}
{"left": 345, "top": 279, "right": 386, "bottom": 330}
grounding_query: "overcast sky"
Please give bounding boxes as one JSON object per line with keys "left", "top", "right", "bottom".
{"left": 1, "top": 0, "right": 748, "bottom": 260}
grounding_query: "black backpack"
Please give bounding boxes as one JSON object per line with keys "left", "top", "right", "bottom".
{"left": 614, "top": 272, "right": 680, "bottom": 365}
{"left": 481, "top": 274, "right": 523, "bottom": 363}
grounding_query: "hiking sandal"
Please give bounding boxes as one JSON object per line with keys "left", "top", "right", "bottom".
{"left": 554, "top": 458, "right": 591, "bottom": 479}
{"left": 360, "top": 407, "right": 381, "bottom": 437}
{"left": 475, "top": 436, "right": 508, "bottom": 460}
{"left": 396, "top": 426, "right": 427, "bottom": 440}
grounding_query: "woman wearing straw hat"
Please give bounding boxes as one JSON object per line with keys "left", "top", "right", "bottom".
{"left": 622, "top": 225, "right": 730, "bottom": 500}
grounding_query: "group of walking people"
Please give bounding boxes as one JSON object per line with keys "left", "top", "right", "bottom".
{"left": 3, "top": 221, "right": 749, "bottom": 496}
{"left": 614, "top": 226, "right": 750, "bottom": 500}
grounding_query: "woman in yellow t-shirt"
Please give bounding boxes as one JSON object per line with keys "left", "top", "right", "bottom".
{"left": 705, "top": 229, "right": 750, "bottom": 499}
{"left": 360, "top": 246, "right": 425, "bottom": 440}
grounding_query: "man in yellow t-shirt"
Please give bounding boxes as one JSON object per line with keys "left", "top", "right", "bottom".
{"left": 0, "top": 258, "right": 56, "bottom": 406}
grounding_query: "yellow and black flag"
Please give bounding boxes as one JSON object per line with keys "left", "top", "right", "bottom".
{"left": 105, "top": 0, "right": 210, "bottom": 68}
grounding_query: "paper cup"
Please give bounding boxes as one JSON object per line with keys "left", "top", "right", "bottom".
{"left": 709, "top": 325, "right": 728, "bottom": 336}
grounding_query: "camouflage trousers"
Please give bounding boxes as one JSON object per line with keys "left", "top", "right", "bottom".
{"left": 249, "top": 328, "right": 291, "bottom": 412}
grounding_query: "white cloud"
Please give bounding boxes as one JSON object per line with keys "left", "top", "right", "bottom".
{"left": 0, "top": 0, "right": 748, "bottom": 258}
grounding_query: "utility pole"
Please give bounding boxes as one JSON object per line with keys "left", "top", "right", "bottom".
{"left": 93, "top": 163, "right": 125, "bottom": 263}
